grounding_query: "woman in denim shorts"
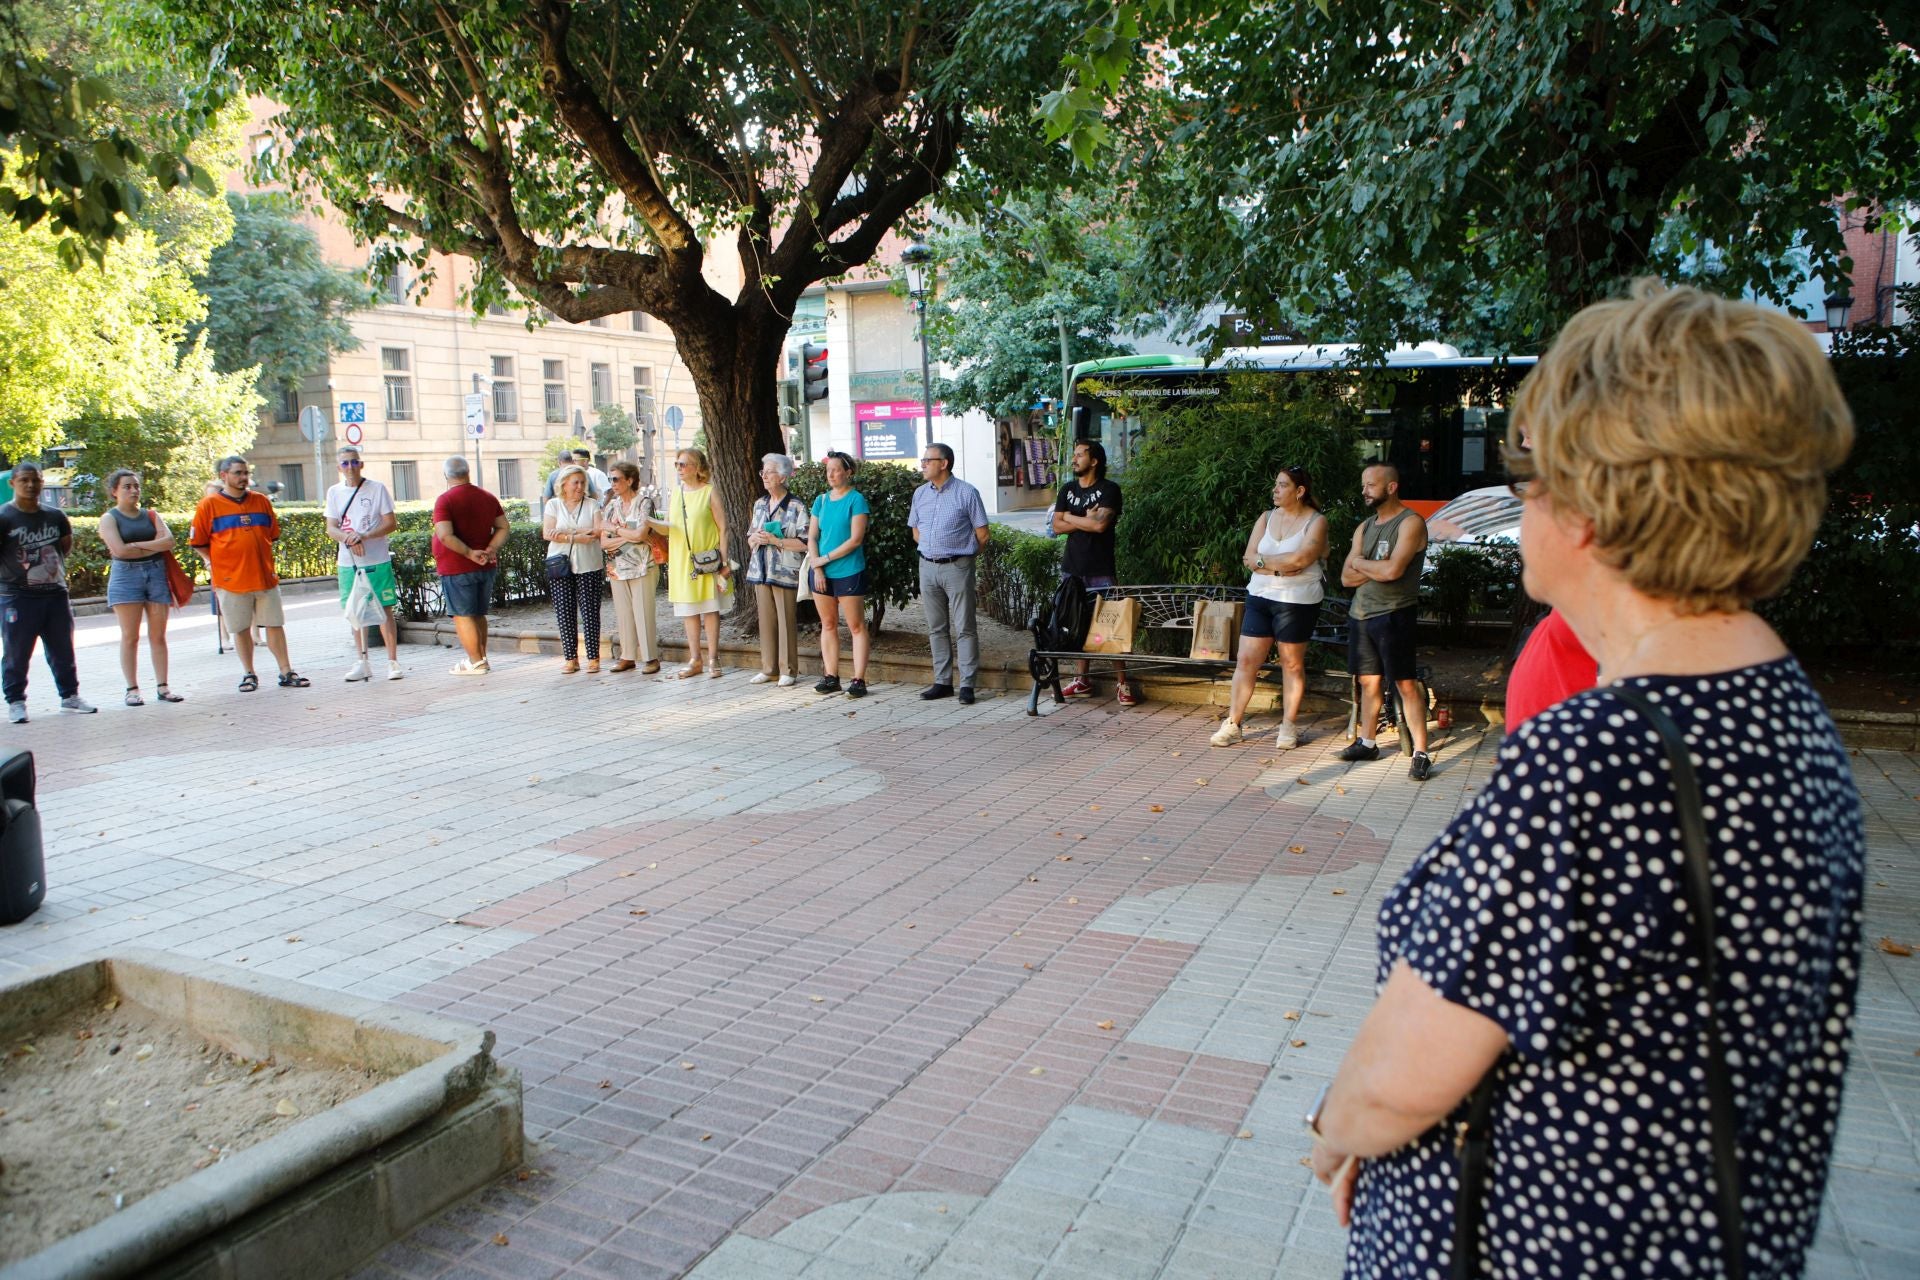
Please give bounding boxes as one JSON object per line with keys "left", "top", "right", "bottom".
{"left": 98, "top": 469, "right": 184, "bottom": 706}
{"left": 1211, "top": 466, "right": 1326, "bottom": 750}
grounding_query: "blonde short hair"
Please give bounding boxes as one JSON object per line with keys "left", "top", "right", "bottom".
{"left": 677, "top": 447, "right": 711, "bottom": 484}
{"left": 1506, "top": 280, "right": 1854, "bottom": 613}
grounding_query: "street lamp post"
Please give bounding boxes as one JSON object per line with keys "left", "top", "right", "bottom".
{"left": 1824, "top": 292, "right": 1854, "bottom": 333}
{"left": 902, "top": 241, "right": 937, "bottom": 455}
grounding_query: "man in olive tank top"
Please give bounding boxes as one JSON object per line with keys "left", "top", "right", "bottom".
{"left": 1338, "top": 464, "right": 1433, "bottom": 779}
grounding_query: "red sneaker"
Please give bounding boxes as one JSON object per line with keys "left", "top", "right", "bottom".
{"left": 1116, "top": 682, "right": 1139, "bottom": 707}
{"left": 1060, "top": 677, "right": 1095, "bottom": 699}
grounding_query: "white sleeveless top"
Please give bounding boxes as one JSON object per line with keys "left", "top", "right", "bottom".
{"left": 1249, "top": 510, "right": 1324, "bottom": 605}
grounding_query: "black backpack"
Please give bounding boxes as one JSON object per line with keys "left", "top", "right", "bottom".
{"left": 1042, "top": 575, "right": 1094, "bottom": 651}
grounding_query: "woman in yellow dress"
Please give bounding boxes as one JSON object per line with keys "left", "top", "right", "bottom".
{"left": 649, "top": 447, "right": 731, "bottom": 678}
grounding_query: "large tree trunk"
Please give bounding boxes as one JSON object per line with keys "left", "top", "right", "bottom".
{"left": 674, "top": 303, "right": 789, "bottom": 630}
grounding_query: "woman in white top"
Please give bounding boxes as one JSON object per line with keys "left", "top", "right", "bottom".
{"left": 542, "top": 465, "right": 605, "bottom": 673}
{"left": 1211, "top": 465, "right": 1328, "bottom": 750}
{"left": 599, "top": 462, "right": 660, "bottom": 673}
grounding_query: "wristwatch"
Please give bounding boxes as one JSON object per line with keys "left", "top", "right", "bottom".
{"left": 1303, "top": 1081, "right": 1332, "bottom": 1137}
{"left": 1254, "top": 555, "right": 1266, "bottom": 570}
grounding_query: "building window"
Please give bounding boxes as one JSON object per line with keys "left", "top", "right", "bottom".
{"left": 632, "top": 366, "right": 654, "bottom": 428}
{"left": 378, "top": 265, "right": 409, "bottom": 304}
{"left": 490, "top": 355, "right": 518, "bottom": 422}
{"left": 630, "top": 312, "right": 650, "bottom": 332}
{"left": 588, "top": 315, "right": 607, "bottom": 329}
{"left": 382, "top": 347, "right": 414, "bottom": 420}
{"left": 278, "top": 464, "right": 306, "bottom": 502}
{"left": 496, "top": 458, "right": 522, "bottom": 499}
{"left": 273, "top": 386, "right": 298, "bottom": 423}
{"left": 590, "top": 362, "right": 613, "bottom": 408}
{"left": 543, "top": 359, "right": 566, "bottom": 423}
{"left": 391, "top": 461, "right": 419, "bottom": 502}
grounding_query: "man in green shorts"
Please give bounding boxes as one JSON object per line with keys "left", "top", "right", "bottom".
{"left": 325, "top": 445, "right": 403, "bottom": 682}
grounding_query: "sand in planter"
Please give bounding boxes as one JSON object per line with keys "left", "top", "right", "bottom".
{"left": 0, "top": 995, "right": 390, "bottom": 1263}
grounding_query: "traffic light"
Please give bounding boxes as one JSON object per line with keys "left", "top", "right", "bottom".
{"left": 802, "top": 342, "right": 829, "bottom": 403}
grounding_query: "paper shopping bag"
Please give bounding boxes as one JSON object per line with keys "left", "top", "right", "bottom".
{"left": 1085, "top": 596, "right": 1140, "bottom": 654}
{"left": 1189, "top": 599, "right": 1243, "bottom": 661}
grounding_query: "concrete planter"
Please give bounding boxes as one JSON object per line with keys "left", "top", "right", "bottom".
{"left": 0, "top": 950, "right": 521, "bottom": 1280}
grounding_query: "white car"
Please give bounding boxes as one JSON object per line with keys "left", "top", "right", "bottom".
{"left": 1426, "top": 485, "right": 1522, "bottom": 549}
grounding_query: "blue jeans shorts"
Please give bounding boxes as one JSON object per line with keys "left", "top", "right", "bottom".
{"left": 440, "top": 568, "right": 496, "bottom": 618}
{"left": 106, "top": 556, "right": 171, "bottom": 606}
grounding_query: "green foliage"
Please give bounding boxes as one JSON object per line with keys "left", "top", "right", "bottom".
{"left": 538, "top": 438, "right": 591, "bottom": 492}
{"left": 593, "top": 404, "right": 637, "bottom": 456}
{"left": 0, "top": 0, "right": 213, "bottom": 265}
{"left": 191, "top": 192, "right": 363, "bottom": 392}
{"left": 1758, "top": 283, "right": 1920, "bottom": 652}
{"left": 1050, "top": 2, "right": 1920, "bottom": 348}
{"left": 926, "top": 190, "right": 1144, "bottom": 418}
{"left": 788, "top": 459, "right": 922, "bottom": 628}
{"left": 1111, "top": 373, "right": 1363, "bottom": 585}
{"left": 1420, "top": 544, "right": 1521, "bottom": 642}
{"left": 978, "top": 523, "right": 1063, "bottom": 630}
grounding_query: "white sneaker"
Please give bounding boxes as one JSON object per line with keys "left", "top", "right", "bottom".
{"left": 749, "top": 672, "right": 774, "bottom": 685}
{"left": 1275, "top": 722, "right": 1301, "bottom": 749}
{"left": 59, "top": 696, "right": 97, "bottom": 714}
{"left": 344, "top": 659, "right": 371, "bottom": 682}
{"left": 7, "top": 702, "right": 25, "bottom": 724}
{"left": 450, "top": 658, "right": 489, "bottom": 677}
{"left": 386, "top": 662, "right": 404, "bottom": 681}
{"left": 1209, "top": 720, "right": 1245, "bottom": 747}
{"left": 777, "top": 674, "right": 797, "bottom": 688}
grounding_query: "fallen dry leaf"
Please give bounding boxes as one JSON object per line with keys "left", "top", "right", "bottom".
{"left": 1290, "top": 1039, "right": 1307, "bottom": 1048}
{"left": 1170, "top": 750, "right": 1182, "bottom": 757}
{"left": 1287, "top": 845, "right": 1306, "bottom": 854}
{"left": 1335, "top": 785, "right": 1347, "bottom": 795}
{"left": 275, "top": 1098, "right": 299, "bottom": 1117}
{"left": 1296, "top": 776, "right": 1311, "bottom": 786}
{"left": 905, "top": 923, "right": 917, "bottom": 929}
{"left": 134, "top": 1044, "right": 154, "bottom": 1061}
{"left": 700, "top": 1133, "right": 713, "bottom": 1142}
{"left": 936, "top": 1205, "right": 949, "bottom": 1214}
{"left": 1331, "top": 889, "right": 1347, "bottom": 896}
{"left": 284, "top": 935, "right": 302, "bottom": 943}
{"left": 1879, "top": 937, "right": 1914, "bottom": 957}
{"left": 1023, "top": 963, "right": 1033, "bottom": 970}
{"left": 680, "top": 1061, "right": 696, "bottom": 1070}
{"left": 1194, "top": 777, "right": 1209, "bottom": 786}
{"left": 617, "top": 871, "right": 635, "bottom": 878}
{"left": 597, "top": 1080, "right": 612, "bottom": 1089}
{"left": 517, "top": 1169, "right": 532, "bottom": 1181}
{"left": 1258, "top": 757, "right": 1274, "bottom": 766}
{"left": 1067, "top": 897, "right": 1079, "bottom": 905}
{"left": 1096, "top": 1020, "right": 1115, "bottom": 1031}
{"left": 1056, "top": 855, "right": 1072, "bottom": 862}
{"left": 647, "top": 862, "right": 658, "bottom": 870}
{"left": 1088, "top": 804, "right": 1101, "bottom": 811}
{"left": 1148, "top": 804, "right": 1165, "bottom": 813}
{"left": 1237, "top": 1130, "right": 1253, "bottom": 1140}
{"left": 629, "top": 910, "right": 649, "bottom": 917}
{"left": 1283, "top": 1010, "right": 1301, "bottom": 1021}
{"left": 492, "top": 1233, "right": 509, "bottom": 1247}
{"left": 1028, "top": 1067, "right": 1045, "bottom": 1076}
{"left": 810, "top": 995, "right": 825, "bottom": 1003}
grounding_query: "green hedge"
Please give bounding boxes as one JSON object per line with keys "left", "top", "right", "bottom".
{"left": 389, "top": 521, "right": 550, "bottom": 621}
{"left": 978, "top": 523, "right": 1063, "bottom": 631}
{"left": 65, "top": 499, "right": 529, "bottom": 598}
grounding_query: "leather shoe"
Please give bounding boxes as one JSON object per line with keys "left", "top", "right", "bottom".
{"left": 957, "top": 687, "right": 976, "bottom": 705}
{"left": 919, "top": 683, "right": 954, "bottom": 700}
{"left": 610, "top": 660, "right": 636, "bottom": 672}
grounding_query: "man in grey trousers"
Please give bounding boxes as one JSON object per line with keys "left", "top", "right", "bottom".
{"left": 907, "top": 443, "right": 990, "bottom": 704}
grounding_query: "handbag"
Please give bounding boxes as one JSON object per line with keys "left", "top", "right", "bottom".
{"left": 1450, "top": 685, "right": 1746, "bottom": 1280}
{"left": 162, "top": 553, "right": 194, "bottom": 608}
{"left": 547, "top": 497, "right": 589, "bottom": 580}
{"left": 678, "top": 488, "right": 724, "bottom": 575}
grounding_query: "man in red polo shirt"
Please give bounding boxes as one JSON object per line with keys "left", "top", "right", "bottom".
{"left": 431, "top": 456, "right": 509, "bottom": 675}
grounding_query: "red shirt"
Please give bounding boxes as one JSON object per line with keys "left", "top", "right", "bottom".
{"left": 431, "top": 482, "right": 505, "bottom": 578}
{"left": 1505, "top": 608, "right": 1599, "bottom": 731}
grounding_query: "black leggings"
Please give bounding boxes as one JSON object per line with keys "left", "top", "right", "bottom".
{"left": 548, "top": 571, "right": 602, "bottom": 661}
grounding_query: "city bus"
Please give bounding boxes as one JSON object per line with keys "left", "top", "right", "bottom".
{"left": 1063, "top": 345, "right": 1536, "bottom": 503}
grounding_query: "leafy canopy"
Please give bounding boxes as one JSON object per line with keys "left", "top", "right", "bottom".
{"left": 1049, "top": 2, "right": 1920, "bottom": 349}
{"left": 192, "top": 192, "right": 364, "bottom": 393}
{"left": 926, "top": 190, "right": 1144, "bottom": 419}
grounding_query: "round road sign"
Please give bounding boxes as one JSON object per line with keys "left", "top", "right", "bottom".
{"left": 344, "top": 424, "right": 363, "bottom": 446}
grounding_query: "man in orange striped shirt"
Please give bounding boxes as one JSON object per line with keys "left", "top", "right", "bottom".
{"left": 188, "top": 456, "right": 310, "bottom": 692}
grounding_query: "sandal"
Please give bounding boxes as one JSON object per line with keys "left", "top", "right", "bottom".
{"left": 156, "top": 686, "right": 184, "bottom": 703}
{"left": 708, "top": 665, "right": 724, "bottom": 679}
{"left": 276, "top": 670, "right": 311, "bottom": 688}
{"left": 561, "top": 659, "right": 580, "bottom": 674}
{"left": 674, "top": 664, "right": 704, "bottom": 680}
{"left": 124, "top": 687, "right": 144, "bottom": 707}
{"left": 238, "top": 672, "right": 259, "bottom": 693}
{"left": 586, "top": 660, "right": 601, "bottom": 674}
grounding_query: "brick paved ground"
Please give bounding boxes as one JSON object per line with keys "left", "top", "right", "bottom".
{"left": 3, "top": 603, "right": 1916, "bottom": 1279}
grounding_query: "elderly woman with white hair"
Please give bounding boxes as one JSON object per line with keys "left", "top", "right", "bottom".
{"left": 1310, "top": 281, "right": 1864, "bottom": 1280}
{"left": 542, "top": 463, "right": 604, "bottom": 673}
{"left": 745, "top": 453, "right": 810, "bottom": 686}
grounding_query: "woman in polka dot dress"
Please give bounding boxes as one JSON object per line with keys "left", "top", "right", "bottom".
{"left": 1308, "top": 281, "right": 1865, "bottom": 1279}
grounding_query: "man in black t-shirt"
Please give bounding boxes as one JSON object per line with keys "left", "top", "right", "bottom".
{"left": 0, "top": 461, "right": 95, "bottom": 722}
{"left": 1050, "top": 440, "right": 1135, "bottom": 705}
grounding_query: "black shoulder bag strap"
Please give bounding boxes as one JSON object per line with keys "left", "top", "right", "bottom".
{"left": 1452, "top": 686, "right": 1746, "bottom": 1280}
